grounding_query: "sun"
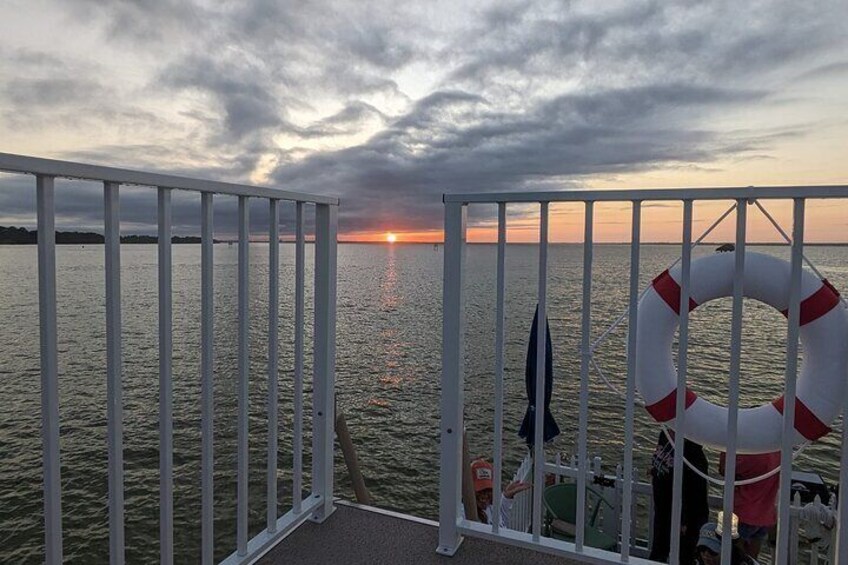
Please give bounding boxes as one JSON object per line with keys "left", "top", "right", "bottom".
{"left": 386, "top": 232, "right": 397, "bottom": 243}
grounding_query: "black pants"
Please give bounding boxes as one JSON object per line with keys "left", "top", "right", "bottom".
{"left": 649, "top": 478, "right": 700, "bottom": 563}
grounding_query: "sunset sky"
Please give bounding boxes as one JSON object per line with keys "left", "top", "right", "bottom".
{"left": 1, "top": 0, "right": 847, "bottom": 242}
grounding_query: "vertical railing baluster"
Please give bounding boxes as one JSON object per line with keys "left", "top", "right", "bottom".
{"left": 531, "top": 202, "right": 549, "bottom": 542}
{"left": 621, "top": 200, "right": 641, "bottom": 560}
{"left": 838, "top": 382, "right": 848, "bottom": 562}
{"left": 648, "top": 492, "right": 655, "bottom": 554}
{"left": 669, "top": 199, "right": 693, "bottom": 565}
{"left": 2, "top": 155, "right": 349, "bottom": 564}
{"left": 721, "top": 199, "right": 747, "bottom": 563}
{"left": 293, "top": 202, "right": 305, "bottom": 513}
{"left": 237, "top": 195, "right": 250, "bottom": 556}
{"left": 157, "top": 187, "right": 173, "bottom": 565}
{"left": 438, "top": 201, "right": 466, "bottom": 556}
{"left": 312, "top": 203, "right": 338, "bottom": 522}
{"left": 267, "top": 199, "right": 280, "bottom": 533}
{"left": 776, "top": 198, "right": 805, "bottom": 565}
{"left": 37, "top": 175, "right": 63, "bottom": 564}
{"left": 104, "top": 181, "right": 125, "bottom": 565}
{"left": 492, "top": 202, "right": 506, "bottom": 534}
{"left": 200, "top": 192, "right": 214, "bottom": 565}
{"left": 575, "top": 201, "right": 594, "bottom": 551}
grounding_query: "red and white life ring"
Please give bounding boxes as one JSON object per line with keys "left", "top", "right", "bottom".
{"left": 635, "top": 251, "right": 847, "bottom": 453}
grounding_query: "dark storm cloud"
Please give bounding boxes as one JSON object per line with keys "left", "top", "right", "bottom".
{"left": 270, "top": 83, "right": 769, "bottom": 232}
{"left": 0, "top": 172, "right": 304, "bottom": 238}
{"left": 4, "top": 77, "right": 109, "bottom": 109}
{"left": 796, "top": 61, "right": 848, "bottom": 81}
{"left": 296, "top": 102, "right": 387, "bottom": 139}
{"left": 0, "top": 48, "right": 102, "bottom": 117}
{"left": 263, "top": 0, "right": 845, "bottom": 233}
{"left": 159, "top": 55, "right": 288, "bottom": 142}
{"left": 446, "top": 1, "right": 664, "bottom": 86}
{"left": 1, "top": 0, "right": 846, "bottom": 236}
{"left": 223, "top": 0, "right": 418, "bottom": 71}
{"left": 445, "top": 1, "right": 842, "bottom": 90}
{"left": 0, "top": 46, "right": 168, "bottom": 140}
{"left": 63, "top": 0, "right": 208, "bottom": 42}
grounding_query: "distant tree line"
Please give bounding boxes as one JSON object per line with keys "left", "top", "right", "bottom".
{"left": 0, "top": 226, "right": 208, "bottom": 244}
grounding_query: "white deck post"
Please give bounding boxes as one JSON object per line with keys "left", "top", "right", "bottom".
{"left": 267, "top": 199, "right": 280, "bottom": 533}
{"left": 492, "top": 203, "right": 506, "bottom": 535}
{"left": 721, "top": 199, "right": 747, "bottom": 563}
{"left": 237, "top": 195, "right": 250, "bottom": 555}
{"left": 37, "top": 175, "right": 63, "bottom": 565}
{"left": 575, "top": 201, "right": 594, "bottom": 551}
{"left": 104, "top": 181, "right": 125, "bottom": 565}
{"left": 532, "top": 202, "right": 549, "bottom": 542}
{"left": 669, "top": 199, "right": 693, "bottom": 565}
{"left": 312, "top": 203, "right": 338, "bottom": 523}
{"left": 621, "top": 200, "right": 641, "bottom": 560}
{"left": 200, "top": 193, "right": 214, "bottom": 565}
{"left": 157, "top": 187, "right": 174, "bottom": 565}
{"left": 438, "top": 201, "right": 466, "bottom": 556}
{"left": 775, "top": 198, "right": 805, "bottom": 565}
{"left": 293, "top": 202, "right": 305, "bottom": 514}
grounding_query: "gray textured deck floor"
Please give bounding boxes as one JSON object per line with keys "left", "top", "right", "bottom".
{"left": 259, "top": 502, "right": 582, "bottom": 564}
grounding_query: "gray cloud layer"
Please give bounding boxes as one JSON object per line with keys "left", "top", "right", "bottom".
{"left": 1, "top": 0, "right": 846, "bottom": 235}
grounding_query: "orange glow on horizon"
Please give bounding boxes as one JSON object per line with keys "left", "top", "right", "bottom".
{"left": 340, "top": 230, "right": 444, "bottom": 243}
{"left": 337, "top": 199, "right": 848, "bottom": 244}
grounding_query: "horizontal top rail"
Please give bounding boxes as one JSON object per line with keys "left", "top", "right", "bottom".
{"left": 0, "top": 152, "right": 339, "bottom": 205}
{"left": 444, "top": 184, "right": 848, "bottom": 204}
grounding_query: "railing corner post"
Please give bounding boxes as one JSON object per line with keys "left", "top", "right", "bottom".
{"left": 438, "top": 201, "right": 467, "bottom": 557}
{"left": 36, "top": 174, "right": 63, "bottom": 565}
{"left": 312, "top": 203, "right": 338, "bottom": 523}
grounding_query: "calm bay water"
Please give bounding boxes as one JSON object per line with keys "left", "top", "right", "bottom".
{"left": 1, "top": 243, "right": 846, "bottom": 563}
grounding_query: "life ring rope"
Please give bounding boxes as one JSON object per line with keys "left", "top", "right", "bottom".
{"left": 644, "top": 262, "right": 841, "bottom": 442}
{"left": 660, "top": 426, "right": 809, "bottom": 487}
{"left": 651, "top": 268, "right": 841, "bottom": 325}
{"left": 590, "top": 199, "right": 847, "bottom": 358}
{"left": 753, "top": 199, "right": 848, "bottom": 310}
{"left": 583, "top": 199, "right": 846, "bottom": 462}
{"left": 590, "top": 352, "right": 818, "bottom": 485}
{"left": 590, "top": 202, "right": 738, "bottom": 355}
{"left": 591, "top": 270, "right": 840, "bottom": 441}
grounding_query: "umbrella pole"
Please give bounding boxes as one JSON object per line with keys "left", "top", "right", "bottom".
{"left": 530, "top": 446, "right": 545, "bottom": 535}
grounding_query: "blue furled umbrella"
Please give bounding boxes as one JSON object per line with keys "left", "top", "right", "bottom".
{"left": 518, "top": 304, "right": 560, "bottom": 446}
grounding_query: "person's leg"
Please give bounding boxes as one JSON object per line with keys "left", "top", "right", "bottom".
{"left": 650, "top": 479, "right": 672, "bottom": 561}
{"left": 738, "top": 524, "right": 768, "bottom": 559}
{"left": 681, "top": 507, "right": 709, "bottom": 564}
{"left": 680, "top": 523, "right": 700, "bottom": 563}
{"left": 745, "top": 536, "right": 763, "bottom": 560}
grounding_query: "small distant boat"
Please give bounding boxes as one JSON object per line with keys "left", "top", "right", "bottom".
{"left": 715, "top": 243, "right": 735, "bottom": 253}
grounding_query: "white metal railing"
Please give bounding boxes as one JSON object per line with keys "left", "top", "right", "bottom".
{"left": 508, "top": 453, "right": 838, "bottom": 563}
{"left": 0, "top": 153, "right": 339, "bottom": 565}
{"left": 440, "top": 185, "right": 848, "bottom": 565}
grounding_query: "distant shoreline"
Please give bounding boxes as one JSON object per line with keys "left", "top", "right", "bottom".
{"left": 0, "top": 226, "right": 213, "bottom": 245}
{"left": 2, "top": 227, "right": 846, "bottom": 246}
